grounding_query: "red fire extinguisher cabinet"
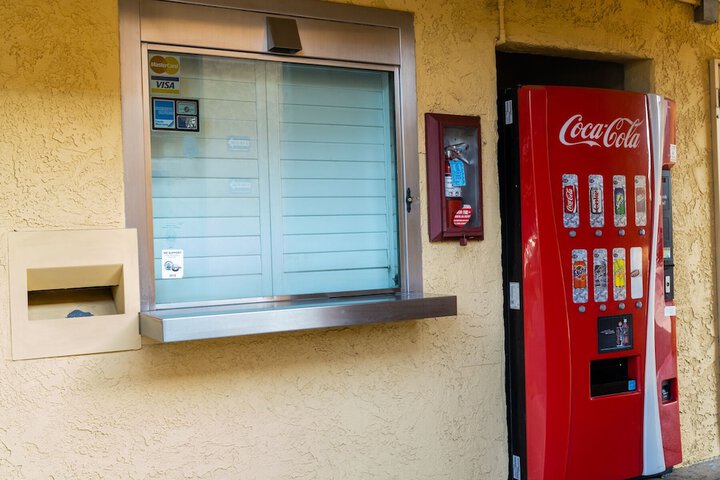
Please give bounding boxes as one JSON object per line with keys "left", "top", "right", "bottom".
{"left": 425, "top": 113, "right": 484, "bottom": 244}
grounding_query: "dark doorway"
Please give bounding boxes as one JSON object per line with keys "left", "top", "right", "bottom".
{"left": 496, "top": 52, "right": 625, "bottom": 91}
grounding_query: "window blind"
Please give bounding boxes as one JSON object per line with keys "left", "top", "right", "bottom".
{"left": 150, "top": 53, "right": 399, "bottom": 306}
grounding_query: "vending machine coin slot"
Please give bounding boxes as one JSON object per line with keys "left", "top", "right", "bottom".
{"left": 662, "top": 170, "right": 675, "bottom": 301}
{"left": 661, "top": 379, "right": 676, "bottom": 403}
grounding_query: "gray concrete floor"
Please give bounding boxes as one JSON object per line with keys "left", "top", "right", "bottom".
{"left": 661, "top": 458, "right": 720, "bottom": 480}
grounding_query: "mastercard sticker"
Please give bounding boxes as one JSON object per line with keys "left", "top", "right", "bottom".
{"left": 149, "top": 55, "right": 181, "bottom": 94}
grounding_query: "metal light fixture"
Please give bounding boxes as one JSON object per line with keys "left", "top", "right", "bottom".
{"left": 266, "top": 17, "right": 303, "bottom": 54}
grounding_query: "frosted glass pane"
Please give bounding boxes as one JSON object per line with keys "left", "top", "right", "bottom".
{"left": 275, "top": 63, "right": 399, "bottom": 295}
{"left": 149, "top": 52, "right": 399, "bottom": 306}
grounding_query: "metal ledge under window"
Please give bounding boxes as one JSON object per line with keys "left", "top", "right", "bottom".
{"left": 140, "top": 293, "right": 456, "bottom": 343}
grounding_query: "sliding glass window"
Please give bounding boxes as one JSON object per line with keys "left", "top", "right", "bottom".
{"left": 148, "top": 52, "right": 400, "bottom": 307}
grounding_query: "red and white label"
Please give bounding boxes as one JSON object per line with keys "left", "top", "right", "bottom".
{"left": 590, "top": 187, "right": 602, "bottom": 213}
{"left": 453, "top": 205, "right": 473, "bottom": 227}
{"left": 559, "top": 114, "right": 642, "bottom": 149}
{"left": 564, "top": 185, "right": 577, "bottom": 213}
{"left": 562, "top": 173, "right": 579, "bottom": 228}
{"left": 588, "top": 174, "right": 604, "bottom": 228}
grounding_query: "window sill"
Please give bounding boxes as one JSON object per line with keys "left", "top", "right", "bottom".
{"left": 139, "top": 292, "right": 457, "bottom": 343}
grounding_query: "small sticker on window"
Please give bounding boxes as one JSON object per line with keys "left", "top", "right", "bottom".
{"left": 152, "top": 98, "right": 175, "bottom": 129}
{"left": 177, "top": 115, "right": 198, "bottom": 131}
{"left": 161, "top": 249, "right": 184, "bottom": 279}
{"left": 152, "top": 97, "right": 199, "bottom": 132}
{"left": 151, "top": 76, "right": 180, "bottom": 95}
{"left": 228, "top": 136, "right": 251, "bottom": 152}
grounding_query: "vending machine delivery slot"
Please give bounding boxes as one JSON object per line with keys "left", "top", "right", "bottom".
{"left": 590, "top": 356, "right": 638, "bottom": 397}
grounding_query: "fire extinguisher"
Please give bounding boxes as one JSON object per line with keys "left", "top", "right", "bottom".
{"left": 444, "top": 159, "right": 463, "bottom": 228}
{"left": 444, "top": 143, "right": 469, "bottom": 228}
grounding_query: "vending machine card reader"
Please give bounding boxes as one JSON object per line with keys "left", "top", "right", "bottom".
{"left": 499, "top": 86, "right": 681, "bottom": 480}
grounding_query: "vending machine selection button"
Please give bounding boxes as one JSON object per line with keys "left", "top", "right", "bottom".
{"left": 579, "top": 306, "right": 586, "bottom": 313}
{"left": 618, "top": 229, "right": 626, "bottom": 236}
{"left": 635, "top": 301, "right": 643, "bottom": 308}
{"left": 619, "top": 303, "right": 626, "bottom": 309}
{"left": 639, "top": 228, "right": 646, "bottom": 236}
{"left": 599, "top": 304, "right": 607, "bottom": 311}
{"left": 595, "top": 230, "right": 602, "bottom": 237}
{"left": 569, "top": 230, "right": 577, "bottom": 238}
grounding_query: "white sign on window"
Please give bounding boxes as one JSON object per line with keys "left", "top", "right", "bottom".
{"left": 161, "top": 249, "right": 184, "bottom": 279}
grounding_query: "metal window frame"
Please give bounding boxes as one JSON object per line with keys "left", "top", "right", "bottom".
{"left": 142, "top": 44, "right": 402, "bottom": 309}
{"left": 118, "top": 0, "right": 454, "bottom": 343}
{"left": 710, "top": 59, "right": 720, "bottom": 338}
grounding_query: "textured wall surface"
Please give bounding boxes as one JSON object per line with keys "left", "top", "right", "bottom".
{"left": 0, "top": 0, "right": 718, "bottom": 478}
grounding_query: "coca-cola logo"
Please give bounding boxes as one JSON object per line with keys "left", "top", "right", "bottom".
{"left": 559, "top": 114, "right": 642, "bottom": 149}
{"left": 564, "top": 185, "right": 576, "bottom": 213}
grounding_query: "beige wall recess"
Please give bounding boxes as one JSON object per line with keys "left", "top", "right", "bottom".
{"left": 8, "top": 229, "right": 141, "bottom": 360}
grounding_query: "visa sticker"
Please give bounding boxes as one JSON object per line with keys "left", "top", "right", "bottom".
{"left": 151, "top": 75, "right": 180, "bottom": 94}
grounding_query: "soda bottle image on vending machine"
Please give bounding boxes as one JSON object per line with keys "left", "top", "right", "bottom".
{"left": 498, "top": 86, "right": 681, "bottom": 480}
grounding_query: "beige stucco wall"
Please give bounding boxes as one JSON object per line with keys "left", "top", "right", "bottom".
{"left": 0, "top": 0, "right": 718, "bottom": 478}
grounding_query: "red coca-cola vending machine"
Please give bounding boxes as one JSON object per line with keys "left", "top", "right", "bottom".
{"left": 499, "top": 86, "right": 681, "bottom": 480}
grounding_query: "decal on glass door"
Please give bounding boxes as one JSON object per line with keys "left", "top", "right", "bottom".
{"left": 593, "top": 248, "right": 608, "bottom": 303}
{"left": 589, "top": 174, "right": 604, "bottom": 227}
{"left": 572, "top": 249, "right": 589, "bottom": 304}
{"left": 634, "top": 175, "right": 647, "bottom": 227}
{"left": 150, "top": 55, "right": 181, "bottom": 95}
{"left": 563, "top": 174, "right": 580, "bottom": 228}
{"left": 612, "top": 248, "right": 627, "bottom": 301}
{"left": 613, "top": 175, "right": 627, "bottom": 227}
{"left": 161, "top": 249, "right": 184, "bottom": 279}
